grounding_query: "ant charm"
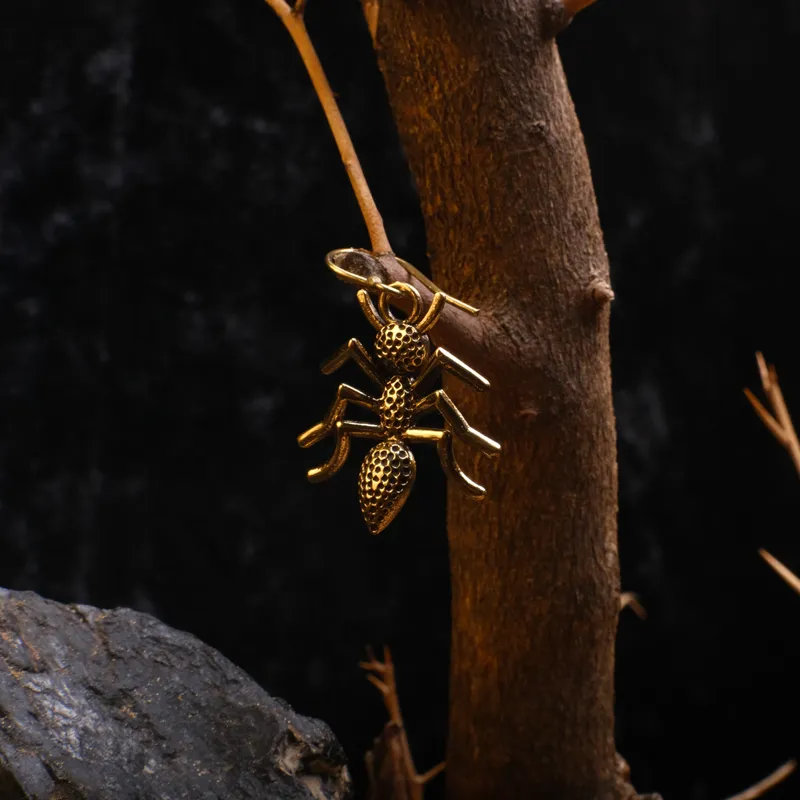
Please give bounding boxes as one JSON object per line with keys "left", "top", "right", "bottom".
{"left": 298, "top": 251, "right": 501, "bottom": 534}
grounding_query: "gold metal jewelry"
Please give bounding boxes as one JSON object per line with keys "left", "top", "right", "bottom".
{"left": 298, "top": 249, "right": 501, "bottom": 534}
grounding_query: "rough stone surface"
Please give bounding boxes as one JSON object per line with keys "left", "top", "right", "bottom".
{"left": 0, "top": 588, "right": 351, "bottom": 800}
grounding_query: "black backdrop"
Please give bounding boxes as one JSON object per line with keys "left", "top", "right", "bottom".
{"left": 1, "top": 1, "right": 799, "bottom": 798}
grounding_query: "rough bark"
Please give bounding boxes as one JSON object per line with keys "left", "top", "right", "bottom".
{"left": 371, "top": 2, "right": 625, "bottom": 798}
{"left": 0, "top": 588, "right": 351, "bottom": 800}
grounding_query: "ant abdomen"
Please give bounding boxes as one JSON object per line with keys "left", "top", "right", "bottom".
{"left": 358, "top": 439, "right": 416, "bottom": 534}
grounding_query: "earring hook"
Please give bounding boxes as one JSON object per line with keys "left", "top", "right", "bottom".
{"left": 325, "top": 248, "right": 480, "bottom": 315}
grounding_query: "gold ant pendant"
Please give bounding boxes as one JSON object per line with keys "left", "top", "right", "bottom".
{"left": 298, "top": 250, "right": 501, "bottom": 534}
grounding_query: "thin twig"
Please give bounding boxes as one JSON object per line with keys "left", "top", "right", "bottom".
{"left": 759, "top": 549, "right": 800, "bottom": 596}
{"left": 723, "top": 759, "right": 796, "bottom": 800}
{"left": 415, "top": 762, "right": 446, "bottom": 785}
{"left": 744, "top": 389, "right": 788, "bottom": 447}
{"left": 747, "top": 354, "right": 800, "bottom": 597}
{"left": 361, "top": 647, "right": 413, "bottom": 770}
{"left": 261, "top": 0, "right": 391, "bottom": 253}
{"left": 361, "top": 646, "right": 444, "bottom": 799}
{"left": 746, "top": 353, "right": 800, "bottom": 476}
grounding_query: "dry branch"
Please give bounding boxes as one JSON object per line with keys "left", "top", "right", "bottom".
{"left": 746, "top": 353, "right": 800, "bottom": 593}
{"left": 741, "top": 357, "right": 799, "bottom": 799}
{"left": 723, "top": 759, "right": 796, "bottom": 800}
{"left": 259, "top": 0, "right": 390, "bottom": 254}
{"left": 360, "top": 647, "right": 444, "bottom": 800}
{"left": 745, "top": 352, "right": 800, "bottom": 476}
{"left": 759, "top": 549, "right": 800, "bottom": 596}
{"left": 620, "top": 591, "right": 647, "bottom": 620}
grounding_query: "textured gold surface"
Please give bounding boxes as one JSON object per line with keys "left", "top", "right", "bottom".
{"left": 358, "top": 440, "right": 416, "bottom": 534}
{"left": 375, "top": 323, "right": 429, "bottom": 373}
{"left": 298, "top": 267, "right": 501, "bottom": 534}
{"left": 379, "top": 376, "right": 415, "bottom": 435}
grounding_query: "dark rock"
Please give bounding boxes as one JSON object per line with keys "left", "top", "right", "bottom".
{"left": 0, "top": 589, "right": 351, "bottom": 800}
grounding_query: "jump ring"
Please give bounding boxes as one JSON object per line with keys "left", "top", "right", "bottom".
{"left": 378, "top": 282, "right": 423, "bottom": 325}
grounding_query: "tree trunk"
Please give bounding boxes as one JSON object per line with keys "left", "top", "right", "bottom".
{"left": 371, "top": 2, "right": 624, "bottom": 797}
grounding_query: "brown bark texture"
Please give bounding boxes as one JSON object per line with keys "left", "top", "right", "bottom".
{"left": 371, "top": 2, "right": 623, "bottom": 798}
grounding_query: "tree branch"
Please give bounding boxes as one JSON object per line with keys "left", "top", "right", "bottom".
{"left": 369, "top": 2, "right": 624, "bottom": 796}
{"left": 260, "top": 0, "right": 391, "bottom": 254}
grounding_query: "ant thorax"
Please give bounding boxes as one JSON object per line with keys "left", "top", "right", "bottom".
{"left": 374, "top": 321, "right": 430, "bottom": 374}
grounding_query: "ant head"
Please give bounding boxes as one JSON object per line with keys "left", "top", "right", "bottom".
{"left": 373, "top": 284, "right": 430, "bottom": 373}
{"left": 375, "top": 322, "right": 430, "bottom": 374}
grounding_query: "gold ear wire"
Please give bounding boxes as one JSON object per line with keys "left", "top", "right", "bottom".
{"left": 326, "top": 249, "right": 480, "bottom": 317}
{"left": 394, "top": 257, "right": 479, "bottom": 316}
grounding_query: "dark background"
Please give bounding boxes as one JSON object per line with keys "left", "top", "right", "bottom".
{"left": 1, "top": 0, "right": 799, "bottom": 798}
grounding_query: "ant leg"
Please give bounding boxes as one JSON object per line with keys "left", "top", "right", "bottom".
{"left": 308, "top": 420, "right": 382, "bottom": 483}
{"left": 357, "top": 289, "right": 385, "bottom": 331}
{"left": 414, "top": 390, "right": 501, "bottom": 457}
{"left": 416, "top": 291, "right": 446, "bottom": 333}
{"left": 298, "top": 384, "right": 377, "bottom": 448}
{"left": 415, "top": 762, "right": 446, "bottom": 785}
{"left": 321, "top": 338, "right": 382, "bottom": 386}
{"left": 412, "top": 347, "right": 490, "bottom": 393}
{"left": 403, "top": 428, "right": 486, "bottom": 498}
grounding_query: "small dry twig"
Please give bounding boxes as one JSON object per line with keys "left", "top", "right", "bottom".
{"left": 260, "top": 0, "right": 391, "bottom": 254}
{"left": 723, "top": 759, "right": 796, "bottom": 800}
{"left": 759, "top": 549, "right": 800, "bottom": 596}
{"left": 744, "top": 352, "right": 800, "bottom": 476}
{"left": 741, "top": 356, "right": 799, "bottom": 798}
{"left": 746, "top": 354, "right": 800, "bottom": 593}
{"left": 620, "top": 592, "right": 647, "bottom": 620}
{"left": 360, "top": 646, "right": 444, "bottom": 800}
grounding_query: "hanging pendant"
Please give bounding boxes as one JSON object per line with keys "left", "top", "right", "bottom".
{"left": 298, "top": 249, "right": 501, "bottom": 534}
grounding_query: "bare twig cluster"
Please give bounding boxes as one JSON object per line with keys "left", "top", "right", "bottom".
{"left": 745, "top": 352, "right": 800, "bottom": 594}
{"left": 717, "top": 351, "right": 800, "bottom": 800}
{"left": 360, "top": 647, "right": 445, "bottom": 800}
{"left": 745, "top": 352, "right": 800, "bottom": 476}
